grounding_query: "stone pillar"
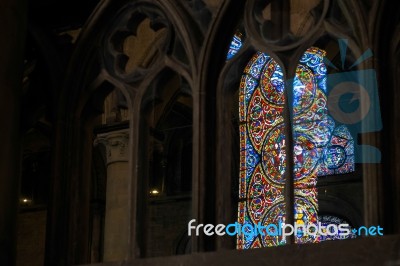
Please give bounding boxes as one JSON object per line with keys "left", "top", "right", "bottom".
{"left": 95, "top": 129, "right": 130, "bottom": 262}
{"left": 0, "top": 0, "right": 27, "bottom": 265}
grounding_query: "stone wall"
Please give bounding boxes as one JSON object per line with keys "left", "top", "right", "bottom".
{"left": 16, "top": 210, "right": 47, "bottom": 266}
{"left": 146, "top": 196, "right": 191, "bottom": 257}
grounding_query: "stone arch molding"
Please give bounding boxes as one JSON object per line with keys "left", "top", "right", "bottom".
{"left": 61, "top": 0, "right": 202, "bottom": 116}
{"left": 99, "top": 1, "right": 199, "bottom": 90}
{"left": 51, "top": 0, "right": 203, "bottom": 263}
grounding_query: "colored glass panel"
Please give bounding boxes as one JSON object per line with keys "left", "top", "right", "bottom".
{"left": 227, "top": 33, "right": 243, "bottom": 60}
{"left": 318, "top": 215, "right": 357, "bottom": 241}
{"left": 317, "top": 125, "right": 355, "bottom": 175}
{"left": 293, "top": 47, "right": 329, "bottom": 244}
{"left": 237, "top": 52, "right": 286, "bottom": 249}
{"left": 237, "top": 46, "right": 355, "bottom": 249}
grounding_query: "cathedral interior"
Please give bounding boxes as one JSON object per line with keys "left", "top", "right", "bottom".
{"left": 1, "top": 0, "right": 400, "bottom": 265}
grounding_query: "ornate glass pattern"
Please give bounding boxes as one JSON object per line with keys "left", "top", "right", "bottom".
{"left": 227, "top": 32, "right": 243, "bottom": 60}
{"left": 293, "top": 47, "right": 329, "bottom": 244}
{"left": 318, "top": 215, "right": 357, "bottom": 241}
{"left": 317, "top": 125, "right": 355, "bottom": 175}
{"left": 237, "top": 47, "right": 355, "bottom": 249}
{"left": 237, "top": 52, "right": 286, "bottom": 249}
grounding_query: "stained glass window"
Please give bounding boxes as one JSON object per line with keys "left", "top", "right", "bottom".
{"left": 237, "top": 52, "right": 286, "bottom": 249}
{"left": 227, "top": 32, "right": 243, "bottom": 60}
{"left": 237, "top": 46, "right": 355, "bottom": 249}
{"left": 317, "top": 125, "right": 355, "bottom": 175}
{"left": 318, "top": 215, "right": 357, "bottom": 241}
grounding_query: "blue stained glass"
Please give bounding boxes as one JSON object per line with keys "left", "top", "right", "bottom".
{"left": 293, "top": 133, "right": 320, "bottom": 181}
{"left": 332, "top": 125, "right": 352, "bottom": 140}
{"left": 294, "top": 118, "right": 335, "bottom": 148}
{"left": 244, "top": 76, "right": 258, "bottom": 101}
{"left": 246, "top": 53, "right": 270, "bottom": 79}
{"left": 300, "top": 50, "right": 324, "bottom": 66}
{"left": 345, "top": 140, "right": 354, "bottom": 155}
{"left": 245, "top": 139, "right": 260, "bottom": 183}
{"left": 261, "top": 59, "right": 285, "bottom": 105}
{"left": 237, "top": 203, "right": 258, "bottom": 249}
{"left": 260, "top": 201, "right": 286, "bottom": 247}
{"left": 242, "top": 219, "right": 257, "bottom": 248}
{"left": 293, "top": 48, "right": 354, "bottom": 177}
{"left": 324, "top": 146, "right": 346, "bottom": 169}
{"left": 299, "top": 48, "right": 327, "bottom": 93}
{"left": 237, "top": 44, "right": 356, "bottom": 249}
{"left": 336, "top": 156, "right": 355, "bottom": 174}
{"left": 269, "top": 65, "right": 285, "bottom": 94}
{"left": 238, "top": 51, "right": 286, "bottom": 249}
{"left": 318, "top": 163, "right": 334, "bottom": 176}
{"left": 261, "top": 124, "right": 286, "bottom": 185}
{"left": 318, "top": 215, "right": 357, "bottom": 241}
{"left": 318, "top": 124, "right": 354, "bottom": 175}
{"left": 293, "top": 47, "right": 330, "bottom": 188}
{"left": 293, "top": 65, "right": 316, "bottom": 115}
{"left": 227, "top": 33, "right": 243, "bottom": 60}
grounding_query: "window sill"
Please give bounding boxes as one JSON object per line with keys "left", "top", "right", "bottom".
{"left": 79, "top": 234, "right": 400, "bottom": 266}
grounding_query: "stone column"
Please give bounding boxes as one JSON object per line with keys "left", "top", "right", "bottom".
{"left": 0, "top": 0, "right": 27, "bottom": 265}
{"left": 95, "top": 129, "right": 130, "bottom": 262}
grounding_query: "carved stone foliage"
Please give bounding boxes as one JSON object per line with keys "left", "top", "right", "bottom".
{"left": 95, "top": 130, "right": 129, "bottom": 165}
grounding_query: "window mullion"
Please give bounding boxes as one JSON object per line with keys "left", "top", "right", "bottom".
{"left": 283, "top": 79, "right": 295, "bottom": 245}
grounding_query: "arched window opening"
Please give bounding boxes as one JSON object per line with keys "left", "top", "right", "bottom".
{"left": 232, "top": 35, "right": 356, "bottom": 249}
{"left": 137, "top": 70, "right": 193, "bottom": 258}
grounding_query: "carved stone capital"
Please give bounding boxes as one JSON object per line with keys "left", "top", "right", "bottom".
{"left": 94, "top": 129, "right": 129, "bottom": 165}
